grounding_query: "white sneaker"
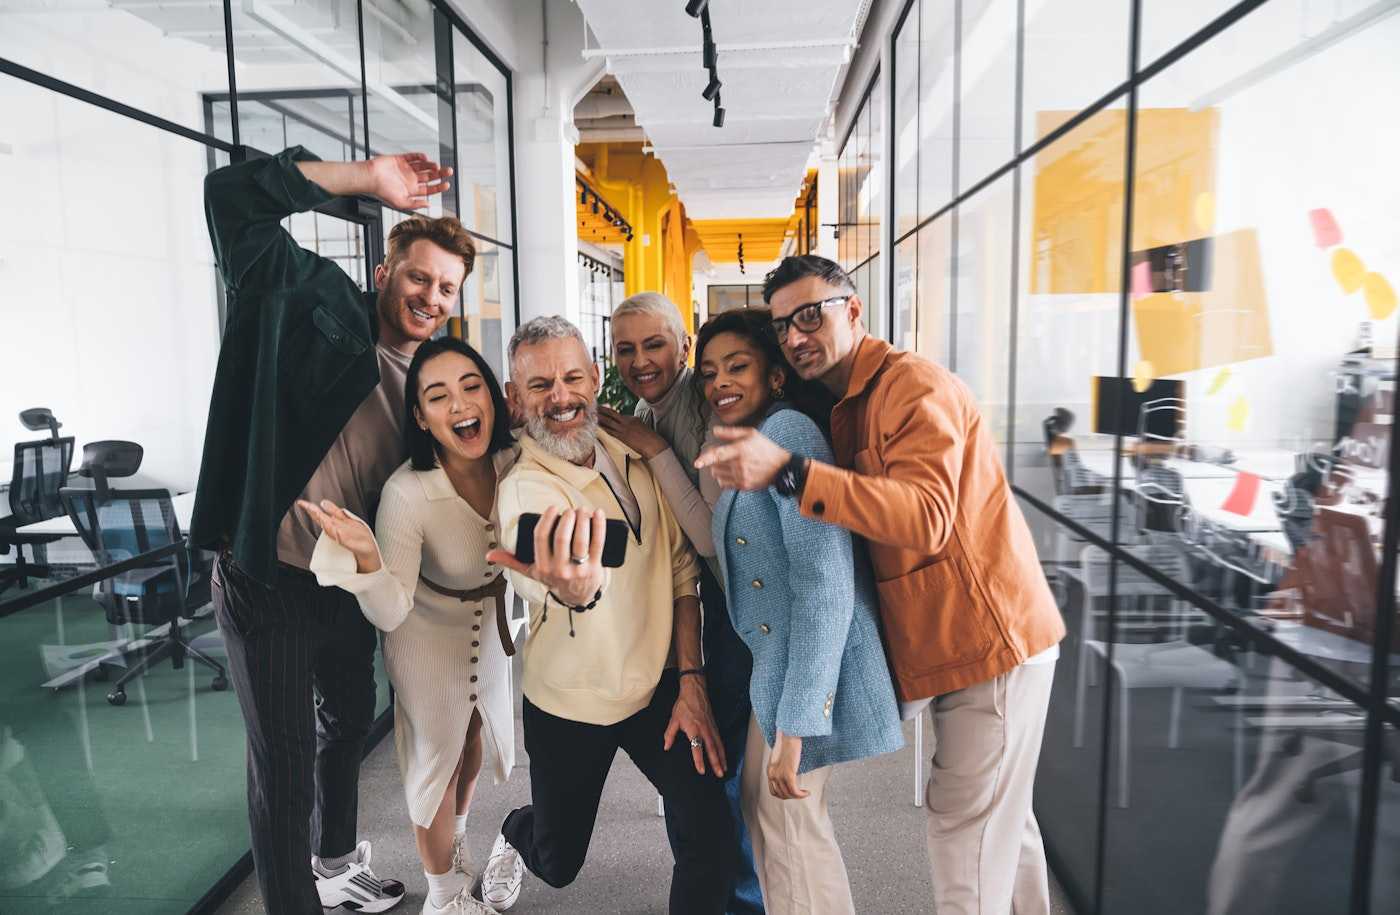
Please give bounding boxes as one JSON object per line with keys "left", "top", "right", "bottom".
{"left": 312, "top": 840, "right": 406, "bottom": 913}
{"left": 422, "top": 887, "right": 497, "bottom": 915}
{"left": 480, "top": 834, "right": 524, "bottom": 911}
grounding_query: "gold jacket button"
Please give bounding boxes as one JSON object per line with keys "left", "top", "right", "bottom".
{"left": 823, "top": 692, "right": 834, "bottom": 717}
{"left": 751, "top": 579, "right": 763, "bottom": 590}
{"left": 759, "top": 623, "right": 771, "bottom": 635}
{"left": 736, "top": 536, "right": 747, "bottom": 546}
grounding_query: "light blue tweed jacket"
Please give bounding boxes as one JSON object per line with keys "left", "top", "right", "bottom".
{"left": 713, "top": 408, "right": 903, "bottom": 773}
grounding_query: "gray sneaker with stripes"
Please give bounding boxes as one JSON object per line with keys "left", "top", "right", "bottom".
{"left": 312, "top": 840, "right": 406, "bottom": 912}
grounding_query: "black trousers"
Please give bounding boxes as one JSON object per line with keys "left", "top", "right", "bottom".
{"left": 213, "top": 554, "right": 378, "bottom": 915}
{"left": 503, "top": 670, "right": 737, "bottom": 914}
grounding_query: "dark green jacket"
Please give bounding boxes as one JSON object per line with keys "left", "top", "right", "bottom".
{"left": 192, "top": 147, "right": 381, "bottom": 582}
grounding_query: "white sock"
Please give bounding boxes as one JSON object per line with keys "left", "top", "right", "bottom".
{"left": 454, "top": 814, "right": 468, "bottom": 837}
{"left": 425, "top": 868, "right": 463, "bottom": 909}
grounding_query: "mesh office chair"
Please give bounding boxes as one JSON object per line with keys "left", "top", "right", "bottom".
{"left": 0, "top": 408, "right": 76, "bottom": 594}
{"left": 60, "top": 442, "right": 227, "bottom": 706}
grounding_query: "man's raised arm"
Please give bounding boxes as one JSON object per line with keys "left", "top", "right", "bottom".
{"left": 204, "top": 147, "right": 450, "bottom": 295}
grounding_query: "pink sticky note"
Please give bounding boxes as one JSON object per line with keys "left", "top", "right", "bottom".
{"left": 1131, "top": 260, "right": 1152, "bottom": 297}
{"left": 1309, "top": 208, "right": 1342, "bottom": 249}
{"left": 1221, "top": 471, "right": 1261, "bottom": 517}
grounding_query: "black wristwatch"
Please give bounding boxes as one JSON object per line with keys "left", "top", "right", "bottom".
{"left": 774, "top": 454, "right": 809, "bottom": 498}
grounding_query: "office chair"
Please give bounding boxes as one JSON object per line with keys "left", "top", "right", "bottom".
{"left": 60, "top": 441, "right": 227, "bottom": 706}
{"left": 0, "top": 408, "right": 76, "bottom": 594}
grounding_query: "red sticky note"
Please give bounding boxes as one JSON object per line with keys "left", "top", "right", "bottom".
{"left": 1309, "top": 208, "right": 1341, "bottom": 249}
{"left": 1131, "top": 260, "right": 1152, "bottom": 297}
{"left": 1221, "top": 471, "right": 1261, "bottom": 517}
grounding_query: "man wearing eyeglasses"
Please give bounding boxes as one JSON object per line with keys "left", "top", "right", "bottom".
{"left": 697, "top": 254, "right": 1065, "bottom": 915}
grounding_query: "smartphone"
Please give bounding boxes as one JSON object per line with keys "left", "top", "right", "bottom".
{"left": 515, "top": 511, "right": 629, "bottom": 568}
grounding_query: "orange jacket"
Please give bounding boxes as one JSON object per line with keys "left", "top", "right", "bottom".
{"left": 799, "top": 336, "right": 1065, "bottom": 701}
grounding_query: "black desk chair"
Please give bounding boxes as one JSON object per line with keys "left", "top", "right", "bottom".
{"left": 60, "top": 441, "right": 227, "bottom": 706}
{"left": 0, "top": 408, "right": 76, "bottom": 594}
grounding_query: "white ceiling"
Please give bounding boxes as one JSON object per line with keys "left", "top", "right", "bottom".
{"left": 574, "top": 0, "right": 867, "bottom": 220}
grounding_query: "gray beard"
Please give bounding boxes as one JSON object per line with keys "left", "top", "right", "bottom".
{"left": 526, "top": 401, "right": 599, "bottom": 464}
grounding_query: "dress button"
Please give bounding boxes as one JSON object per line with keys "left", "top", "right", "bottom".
{"left": 471, "top": 656, "right": 478, "bottom": 664}
{"left": 472, "top": 624, "right": 480, "bottom": 631}
{"left": 813, "top": 500, "right": 826, "bottom": 515}
{"left": 484, "top": 523, "right": 494, "bottom": 531}
{"left": 751, "top": 579, "right": 763, "bottom": 590}
{"left": 475, "top": 609, "right": 483, "bottom": 617}
{"left": 470, "top": 694, "right": 477, "bottom": 701}
{"left": 759, "top": 623, "right": 771, "bottom": 635}
{"left": 736, "top": 536, "right": 747, "bottom": 546}
{"left": 488, "top": 542, "right": 498, "bottom": 549}
{"left": 472, "top": 641, "right": 480, "bottom": 648}
{"left": 470, "top": 675, "right": 478, "bottom": 683}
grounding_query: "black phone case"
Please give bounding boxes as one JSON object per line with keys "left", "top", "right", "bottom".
{"left": 515, "top": 512, "right": 629, "bottom": 568}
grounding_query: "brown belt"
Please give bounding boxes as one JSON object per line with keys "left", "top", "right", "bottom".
{"left": 418, "top": 573, "right": 515, "bottom": 657}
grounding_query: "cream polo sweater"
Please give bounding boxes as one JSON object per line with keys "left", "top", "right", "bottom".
{"left": 499, "top": 429, "right": 700, "bottom": 726}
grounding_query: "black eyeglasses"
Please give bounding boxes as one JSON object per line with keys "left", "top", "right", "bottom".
{"left": 768, "top": 297, "right": 848, "bottom": 343}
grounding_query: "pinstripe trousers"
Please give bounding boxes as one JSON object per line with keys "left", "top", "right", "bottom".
{"left": 213, "top": 554, "right": 378, "bottom": 915}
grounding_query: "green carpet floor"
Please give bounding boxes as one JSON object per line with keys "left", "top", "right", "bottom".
{"left": 0, "top": 586, "right": 390, "bottom": 913}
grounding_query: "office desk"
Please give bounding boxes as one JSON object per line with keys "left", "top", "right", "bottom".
{"left": 1267, "top": 621, "right": 1399, "bottom": 666}
{"left": 17, "top": 491, "right": 196, "bottom": 536}
{"left": 1185, "top": 476, "right": 1285, "bottom": 533}
{"left": 1074, "top": 452, "right": 1240, "bottom": 483}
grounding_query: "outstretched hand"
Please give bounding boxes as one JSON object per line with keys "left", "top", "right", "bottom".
{"left": 694, "top": 426, "right": 791, "bottom": 491}
{"left": 296, "top": 499, "right": 381, "bottom": 573}
{"left": 367, "top": 153, "right": 453, "bottom": 211}
{"left": 484, "top": 506, "right": 607, "bottom": 607}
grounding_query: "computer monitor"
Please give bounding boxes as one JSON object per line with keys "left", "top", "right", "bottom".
{"left": 1092, "top": 376, "right": 1184, "bottom": 439}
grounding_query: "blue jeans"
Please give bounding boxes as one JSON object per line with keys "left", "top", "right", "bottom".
{"left": 665, "top": 562, "right": 764, "bottom": 915}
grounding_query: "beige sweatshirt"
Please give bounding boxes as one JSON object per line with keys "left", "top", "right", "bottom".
{"left": 498, "top": 429, "right": 700, "bottom": 726}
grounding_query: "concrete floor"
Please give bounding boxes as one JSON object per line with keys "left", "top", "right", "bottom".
{"left": 217, "top": 704, "right": 1074, "bottom": 914}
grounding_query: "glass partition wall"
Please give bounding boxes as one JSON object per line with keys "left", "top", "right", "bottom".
{"left": 0, "top": 2, "right": 516, "bottom": 911}
{"left": 887, "top": 1, "right": 1400, "bottom": 912}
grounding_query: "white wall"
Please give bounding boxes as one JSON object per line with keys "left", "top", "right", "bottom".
{"left": 0, "top": 10, "right": 228, "bottom": 493}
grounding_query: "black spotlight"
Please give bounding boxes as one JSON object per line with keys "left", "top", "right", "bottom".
{"left": 702, "top": 71, "right": 722, "bottom": 101}
{"left": 713, "top": 104, "right": 725, "bottom": 128}
{"left": 684, "top": 0, "right": 707, "bottom": 17}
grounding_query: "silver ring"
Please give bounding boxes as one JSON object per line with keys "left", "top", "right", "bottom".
{"left": 690, "top": 737, "right": 702, "bottom": 749}
{"left": 569, "top": 555, "right": 588, "bottom": 565}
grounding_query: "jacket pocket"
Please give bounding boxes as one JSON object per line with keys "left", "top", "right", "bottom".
{"left": 873, "top": 555, "right": 995, "bottom": 675}
{"left": 287, "top": 303, "right": 367, "bottom": 399}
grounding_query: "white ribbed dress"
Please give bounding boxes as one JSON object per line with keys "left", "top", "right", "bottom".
{"left": 310, "top": 451, "right": 518, "bottom": 828}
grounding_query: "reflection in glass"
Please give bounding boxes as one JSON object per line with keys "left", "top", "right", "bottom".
{"left": 453, "top": 29, "right": 511, "bottom": 240}
{"left": 914, "top": 216, "right": 953, "bottom": 367}
{"left": 893, "top": 235, "right": 918, "bottom": 352}
{"left": 892, "top": 0, "right": 920, "bottom": 239}
{"left": 0, "top": 0, "right": 230, "bottom": 135}
{"left": 225, "top": 0, "right": 367, "bottom": 161}
{"left": 917, "top": 0, "right": 956, "bottom": 220}
{"left": 958, "top": 0, "right": 1018, "bottom": 191}
{"left": 954, "top": 171, "right": 1016, "bottom": 439}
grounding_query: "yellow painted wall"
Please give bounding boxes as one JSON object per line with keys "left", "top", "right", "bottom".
{"left": 577, "top": 143, "right": 681, "bottom": 311}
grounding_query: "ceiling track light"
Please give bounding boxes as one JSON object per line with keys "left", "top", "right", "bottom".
{"left": 702, "top": 70, "right": 722, "bottom": 101}
{"left": 684, "top": 0, "right": 707, "bottom": 17}
{"left": 713, "top": 96, "right": 725, "bottom": 128}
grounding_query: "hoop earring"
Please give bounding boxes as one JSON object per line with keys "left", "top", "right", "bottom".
{"left": 772, "top": 385, "right": 786, "bottom": 400}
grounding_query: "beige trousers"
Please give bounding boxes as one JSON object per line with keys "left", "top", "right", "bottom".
{"left": 925, "top": 660, "right": 1056, "bottom": 915}
{"left": 739, "top": 716, "right": 856, "bottom": 915}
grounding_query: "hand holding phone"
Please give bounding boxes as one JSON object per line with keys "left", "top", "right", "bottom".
{"left": 483, "top": 506, "right": 611, "bottom": 607}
